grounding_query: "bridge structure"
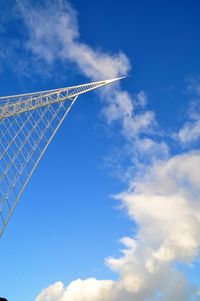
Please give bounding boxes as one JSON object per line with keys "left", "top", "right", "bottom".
{"left": 0, "top": 77, "right": 122, "bottom": 237}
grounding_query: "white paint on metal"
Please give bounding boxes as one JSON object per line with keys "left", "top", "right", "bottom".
{"left": 0, "top": 78, "right": 124, "bottom": 237}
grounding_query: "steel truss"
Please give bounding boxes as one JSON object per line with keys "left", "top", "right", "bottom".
{"left": 0, "top": 78, "right": 122, "bottom": 237}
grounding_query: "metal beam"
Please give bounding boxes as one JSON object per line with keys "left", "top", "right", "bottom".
{"left": 0, "top": 77, "right": 123, "bottom": 120}
{"left": 0, "top": 77, "right": 124, "bottom": 237}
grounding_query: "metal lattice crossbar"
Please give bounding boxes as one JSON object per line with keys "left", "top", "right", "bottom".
{"left": 0, "top": 77, "right": 123, "bottom": 237}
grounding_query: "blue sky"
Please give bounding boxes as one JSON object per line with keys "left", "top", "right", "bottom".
{"left": 1, "top": 1, "right": 200, "bottom": 300}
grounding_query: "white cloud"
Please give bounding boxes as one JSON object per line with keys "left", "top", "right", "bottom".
{"left": 176, "top": 80, "right": 200, "bottom": 145}
{"left": 36, "top": 279, "right": 115, "bottom": 301}
{"left": 36, "top": 281, "right": 64, "bottom": 301}
{"left": 119, "top": 152, "right": 200, "bottom": 271}
{"left": 17, "top": 0, "right": 130, "bottom": 80}
{"left": 176, "top": 119, "right": 200, "bottom": 144}
{"left": 13, "top": 1, "right": 200, "bottom": 300}
{"left": 35, "top": 152, "right": 200, "bottom": 301}
{"left": 17, "top": 0, "right": 168, "bottom": 170}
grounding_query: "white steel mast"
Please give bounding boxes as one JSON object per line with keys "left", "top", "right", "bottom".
{"left": 0, "top": 77, "right": 123, "bottom": 237}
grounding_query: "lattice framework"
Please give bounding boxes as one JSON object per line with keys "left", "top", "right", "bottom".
{"left": 0, "top": 78, "right": 122, "bottom": 237}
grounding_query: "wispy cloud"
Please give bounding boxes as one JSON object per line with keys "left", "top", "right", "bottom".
{"left": 177, "top": 119, "right": 200, "bottom": 145}
{"left": 175, "top": 80, "right": 200, "bottom": 145}
{"left": 17, "top": 0, "right": 130, "bottom": 79}
{"left": 16, "top": 0, "right": 168, "bottom": 173}
{"left": 6, "top": 0, "right": 199, "bottom": 300}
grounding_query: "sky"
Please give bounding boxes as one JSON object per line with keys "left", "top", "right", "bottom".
{"left": 0, "top": 0, "right": 200, "bottom": 300}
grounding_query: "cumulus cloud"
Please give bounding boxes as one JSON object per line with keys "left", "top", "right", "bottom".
{"left": 36, "top": 279, "right": 115, "bottom": 301}
{"left": 36, "top": 282, "right": 65, "bottom": 301}
{"left": 36, "top": 152, "right": 200, "bottom": 301}
{"left": 11, "top": 1, "right": 200, "bottom": 300}
{"left": 121, "top": 152, "right": 200, "bottom": 268}
{"left": 108, "top": 152, "right": 200, "bottom": 300}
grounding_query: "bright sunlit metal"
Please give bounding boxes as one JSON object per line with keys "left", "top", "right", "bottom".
{"left": 0, "top": 78, "right": 123, "bottom": 237}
